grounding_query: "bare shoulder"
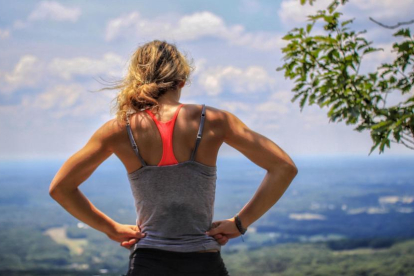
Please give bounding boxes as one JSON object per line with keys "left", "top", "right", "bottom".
{"left": 214, "top": 106, "right": 298, "bottom": 172}
{"left": 210, "top": 106, "right": 248, "bottom": 140}
{"left": 192, "top": 104, "right": 228, "bottom": 129}
{"left": 93, "top": 118, "right": 128, "bottom": 150}
{"left": 101, "top": 118, "right": 127, "bottom": 135}
{"left": 205, "top": 104, "right": 227, "bottom": 121}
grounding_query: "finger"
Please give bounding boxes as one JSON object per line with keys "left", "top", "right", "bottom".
{"left": 217, "top": 239, "right": 227, "bottom": 245}
{"left": 218, "top": 235, "right": 228, "bottom": 242}
{"left": 218, "top": 240, "right": 227, "bottom": 245}
{"left": 121, "top": 239, "right": 137, "bottom": 248}
{"left": 135, "top": 231, "right": 146, "bottom": 238}
{"left": 216, "top": 238, "right": 225, "bottom": 245}
{"left": 133, "top": 225, "right": 142, "bottom": 232}
{"left": 206, "top": 226, "right": 221, "bottom": 236}
{"left": 122, "top": 243, "right": 133, "bottom": 249}
{"left": 128, "top": 238, "right": 138, "bottom": 244}
{"left": 121, "top": 238, "right": 137, "bottom": 245}
{"left": 211, "top": 221, "right": 220, "bottom": 229}
{"left": 121, "top": 239, "right": 133, "bottom": 246}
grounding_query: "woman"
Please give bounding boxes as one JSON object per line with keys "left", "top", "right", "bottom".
{"left": 49, "top": 40, "right": 298, "bottom": 276}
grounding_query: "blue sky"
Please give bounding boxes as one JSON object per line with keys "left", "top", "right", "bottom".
{"left": 0, "top": 0, "right": 413, "bottom": 159}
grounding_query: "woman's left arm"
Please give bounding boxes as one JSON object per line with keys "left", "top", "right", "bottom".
{"left": 49, "top": 121, "right": 118, "bottom": 236}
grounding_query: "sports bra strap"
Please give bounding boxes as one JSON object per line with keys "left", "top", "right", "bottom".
{"left": 126, "top": 114, "right": 147, "bottom": 167}
{"left": 190, "top": 104, "right": 206, "bottom": 161}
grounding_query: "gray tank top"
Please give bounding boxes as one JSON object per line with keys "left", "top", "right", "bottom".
{"left": 126, "top": 104, "right": 221, "bottom": 257}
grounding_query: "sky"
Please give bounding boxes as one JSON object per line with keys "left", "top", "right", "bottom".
{"left": 0, "top": 0, "right": 413, "bottom": 160}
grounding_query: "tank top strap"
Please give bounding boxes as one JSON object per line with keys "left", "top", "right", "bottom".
{"left": 190, "top": 104, "right": 206, "bottom": 161}
{"left": 126, "top": 114, "right": 147, "bottom": 167}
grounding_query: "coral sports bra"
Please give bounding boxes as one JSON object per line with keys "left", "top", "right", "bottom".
{"left": 144, "top": 103, "right": 184, "bottom": 166}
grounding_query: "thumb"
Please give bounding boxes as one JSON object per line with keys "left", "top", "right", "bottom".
{"left": 135, "top": 230, "right": 146, "bottom": 238}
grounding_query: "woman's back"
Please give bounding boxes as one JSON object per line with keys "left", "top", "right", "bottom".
{"left": 112, "top": 103, "right": 226, "bottom": 174}
{"left": 119, "top": 103, "right": 223, "bottom": 256}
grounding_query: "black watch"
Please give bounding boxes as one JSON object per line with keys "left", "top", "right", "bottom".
{"left": 234, "top": 214, "right": 248, "bottom": 235}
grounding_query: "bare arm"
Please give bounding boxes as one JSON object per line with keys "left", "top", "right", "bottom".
{"left": 206, "top": 110, "right": 298, "bottom": 241}
{"left": 222, "top": 110, "right": 298, "bottom": 228}
{"left": 49, "top": 120, "right": 118, "bottom": 235}
{"left": 50, "top": 120, "right": 152, "bottom": 248}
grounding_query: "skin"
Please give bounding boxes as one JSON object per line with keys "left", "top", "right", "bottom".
{"left": 49, "top": 80, "right": 298, "bottom": 251}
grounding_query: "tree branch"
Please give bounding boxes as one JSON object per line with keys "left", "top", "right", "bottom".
{"left": 400, "top": 132, "right": 414, "bottom": 145}
{"left": 369, "top": 17, "right": 414, "bottom": 29}
{"left": 400, "top": 139, "right": 414, "bottom": 150}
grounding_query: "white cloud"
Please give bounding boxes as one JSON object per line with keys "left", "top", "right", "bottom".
{"left": 270, "top": 90, "right": 293, "bottom": 105}
{"left": 0, "top": 55, "right": 44, "bottom": 94}
{"left": 12, "top": 20, "right": 28, "bottom": 30}
{"left": 278, "top": 0, "right": 333, "bottom": 24}
{"left": 6, "top": 1, "right": 81, "bottom": 35}
{"left": 279, "top": 0, "right": 413, "bottom": 25}
{"left": 105, "top": 11, "right": 284, "bottom": 51}
{"left": 27, "top": 84, "right": 82, "bottom": 110}
{"left": 175, "top": 11, "right": 228, "bottom": 40}
{"left": 257, "top": 101, "right": 289, "bottom": 115}
{"left": 352, "top": 0, "right": 413, "bottom": 20}
{"left": 197, "top": 65, "right": 275, "bottom": 96}
{"left": 361, "top": 42, "right": 397, "bottom": 72}
{"left": 192, "top": 58, "right": 208, "bottom": 77}
{"left": 48, "top": 52, "right": 127, "bottom": 80}
{"left": 0, "top": 28, "right": 10, "bottom": 39}
{"left": 0, "top": 53, "right": 127, "bottom": 94}
{"left": 20, "top": 83, "right": 113, "bottom": 119}
{"left": 218, "top": 101, "right": 251, "bottom": 113}
{"left": 28, "top": 1, "right": 81, "bottom": 22}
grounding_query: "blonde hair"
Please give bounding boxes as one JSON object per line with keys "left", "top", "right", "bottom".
{"left": 98, "top": 40, "right": 194, "bottom": 123}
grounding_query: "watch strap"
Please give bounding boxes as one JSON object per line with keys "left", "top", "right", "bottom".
{"left": 234, "top": 214, "right": 247, "bottom": 235}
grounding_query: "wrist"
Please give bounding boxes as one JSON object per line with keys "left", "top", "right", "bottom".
{"left": 104, "top": 220, "right": 120, "bottom": 236}
{"left": 237, "top": 212, "right": 251, "bottom": 229}
{"left": 234, "top": 213, "right": 248, "bottom": 234}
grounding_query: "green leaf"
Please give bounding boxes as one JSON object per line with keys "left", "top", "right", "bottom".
{"left": 341, "top": 19, "right": 354, "bottom": 27}
{"left": 394, "top": 28, "right": 411, "bottom": 38}
{"left": 368, "top": 141, "right": 380, "bottom": 155}
{"left": 306, "top": 23, "right": 313, "bottom": 34}
{"left": 362, "top": 47, "right": 382, "bottom": 55}
{"left": 371, "top": 120, "right": 393, "bottom": 131}
{"left": 355, "top": 124, "right": 367, "bottom": 132}
{"left": 282, "top": 33, "right": 300, "bottom": 40}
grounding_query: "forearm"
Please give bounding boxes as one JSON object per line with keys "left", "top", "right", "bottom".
{"left": 50, "top": 188, "right": 119, "bottom": 235}
{"left": 237, "top": 165, "right": 297, "bottom": 228}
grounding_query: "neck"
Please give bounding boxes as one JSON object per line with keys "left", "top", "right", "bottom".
{"left": 155, "top": 88, "right": 182, "bottom": 107}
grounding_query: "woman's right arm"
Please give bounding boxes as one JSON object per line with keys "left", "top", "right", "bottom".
{"left": 206, "top": 109, "right": 298, "bottom": 241}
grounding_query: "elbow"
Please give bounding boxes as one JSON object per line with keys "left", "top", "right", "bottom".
{"left": 290, "top": 164, "right": 299, "bottom": 176}
{"left": 49, "top": 182, "right": 65, "bottom": 199}
{"left": 285, "top": 164, "right": 298, "bottom": 178}
{"left": 49, "top": 183, "right": 77, "bottom": 199}
{"left": 49, "top": 186, "right": 60, "bottom": 199}
{"left": 268, "top": 163, "right": 298, "bottom": 178}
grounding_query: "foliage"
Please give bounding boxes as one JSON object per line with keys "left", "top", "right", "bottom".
{"left": 277, "top": 0, "right": 414, "bottom": 154}
{"left": 223, "top": 238, "right": 414, "bottom": 276}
